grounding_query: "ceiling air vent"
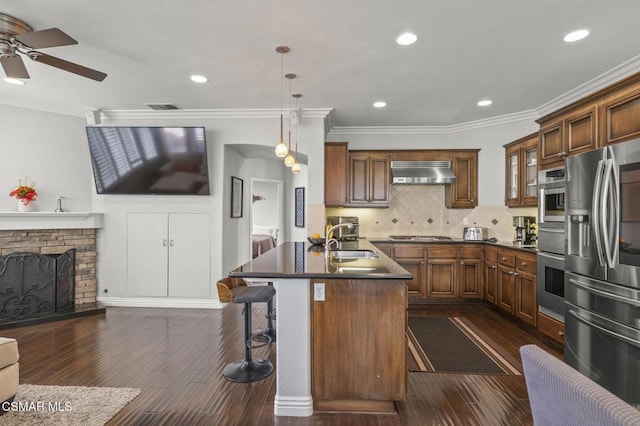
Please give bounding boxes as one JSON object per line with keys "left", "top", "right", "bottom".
{"left": 145, "top": 103, "right": 180, "bottom": 110}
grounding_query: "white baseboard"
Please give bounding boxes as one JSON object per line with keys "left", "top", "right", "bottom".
{"left": 274, "top": 395, "right": 314, "bottom": 417}
{"left": 97, "top": 296, "right": 226, "bottom": 309}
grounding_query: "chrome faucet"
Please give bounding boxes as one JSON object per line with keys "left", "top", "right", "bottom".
{"left": 325, "top": 222, "right": 355, "bottom": 252}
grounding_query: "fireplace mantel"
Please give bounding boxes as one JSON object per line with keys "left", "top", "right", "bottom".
{"left": 0, "top": 212, "right": 104, "bottom": 230}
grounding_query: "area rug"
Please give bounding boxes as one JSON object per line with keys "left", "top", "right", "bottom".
{"left": 407, "top": 316, "right": 521, "bottom": 375}
{"left": 1, "top": 384, "right": 141, "bottom": 425}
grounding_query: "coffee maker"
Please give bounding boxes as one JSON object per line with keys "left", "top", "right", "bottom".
{"left": 513, "top": 216, "right": 536, "bottom": 245}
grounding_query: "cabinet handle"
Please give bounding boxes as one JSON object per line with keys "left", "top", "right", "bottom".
{"left": 491, "top": 265, "right": 497, "bottom": 269}
{"left": 559, "top": 331, "right": 565, "bottom": 337}
{"left": 522, "top": 262, "right": 527, "bottom": 267}
{"left": 502, "top": 257, "right": 507, "bottom": 261}
{"left": 513, "top": 272, "right": 519, "bottom": 277}
{"left": 169, "top": 239, "right": 175, "bottom": 247}
{"left": 162, "top": 239, "right": 168, "bottom": 246}
{"left": 508, "top": 270, "right": 514, "bottom": 275}
{"left": 461, "top": 261, "right": 465, "bottom": 265}
{"left": 421, "top": 261, "right": 424, "bottom": 265}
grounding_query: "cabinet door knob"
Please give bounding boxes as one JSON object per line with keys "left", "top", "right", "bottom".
{"left": 513, "top": 272, "right": 519, "bottom": 276}
{"left": 502, "top": 257, "right": 507, "bottom": 261}
{"left": 559, "top": 331, "right": 565, "bottom": 337}
{"left": 169, "top": 239, "right": 175, "bottom": 247}
{"left": 491, "top": 265, "right": 497, "bottom": 269}
{"left": 508, "top": 270, "right": 514, "bottom": 275}
{"left": 461, "top": 261, "right": 465, "bottom": 265}
{"left": 522, "top": 262, "right": 527, "bottom": 266}
{"left": 162, "top": 239, "right": 168, "bottom": 246}
{"left": 421, "top": 261, "right": 424, "bottom": 265}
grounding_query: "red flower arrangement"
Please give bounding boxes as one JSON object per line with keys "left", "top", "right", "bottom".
{"left": 9, "top": 177, "right": 38, "bottom": 205}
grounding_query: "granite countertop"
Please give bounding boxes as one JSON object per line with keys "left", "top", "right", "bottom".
{"left": 367, "top": 237, "right": 538, "bottom": 253}
{"left": 229, "top": 240, "right": 412, "bottom": 280}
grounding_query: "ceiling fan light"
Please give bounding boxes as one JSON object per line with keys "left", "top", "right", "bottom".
{"left": 4, "top": 78, "right": 25, "bottom": 85}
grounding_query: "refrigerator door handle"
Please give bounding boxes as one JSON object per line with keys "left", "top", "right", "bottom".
{"left": 568, "top": 278, "right": 640, "bottom": 307}
{"left": 592, "top": 159, "right": 606, "bottom": 267}
{"left": 568, "top": 309, "right": 640, "bottom": 349}
{"left": 601, "top": 159, "right": 619, "bottom": 269}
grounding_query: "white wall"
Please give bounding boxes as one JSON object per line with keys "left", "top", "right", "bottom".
{"left": 0, "top": 105, "right": 93, "bottom": 212}
{"left": 252, "top": 180, "right": 281, "bottom": 230}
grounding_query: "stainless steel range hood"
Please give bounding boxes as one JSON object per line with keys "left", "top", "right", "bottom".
{"left": 390, "top": 161, "right": 456, "bottom": 184}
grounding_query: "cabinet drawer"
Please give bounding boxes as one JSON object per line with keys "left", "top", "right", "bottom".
{"left": 485, "top": 246, "right": 498, "bottom": 263}
{"left": 498, "top": 251, "right": 515, "bottom": 267}
{"left": 459, "top": 246, "right": 483, "bottom": 260}
{"left": 516, "top": 254, "right": 536, "bottom": 274}
{"left": 538, "top": 312, "right": 564, "bottom": 345}
{"left": 427, "top": 246, "right": 458, "bottom": 259}
{"left": 394, "top": 246, "right": 425, "bottom": 259}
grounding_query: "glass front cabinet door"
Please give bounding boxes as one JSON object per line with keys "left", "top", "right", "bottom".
{"left": 504, "top": 133, "right": 538, "bottom": 207}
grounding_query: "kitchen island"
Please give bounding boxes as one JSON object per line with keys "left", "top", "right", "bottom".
{"left": 229, "top": 240, "right": 411, "bottom": 417}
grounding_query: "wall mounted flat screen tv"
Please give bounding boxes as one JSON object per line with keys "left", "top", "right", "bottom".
{"left": 86, "top": 126, "right": 210, "bottom": 195}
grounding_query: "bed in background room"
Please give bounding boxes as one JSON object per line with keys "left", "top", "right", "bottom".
{"left": 252, "top": 226, "right": 278, "bottom": 258}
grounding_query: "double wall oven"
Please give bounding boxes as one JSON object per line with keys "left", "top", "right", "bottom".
{"left": 537, "top": 166, "right": 566, "bottom": 322}
{"left": 564, "top": 138, "right": 640, "bottom": 407}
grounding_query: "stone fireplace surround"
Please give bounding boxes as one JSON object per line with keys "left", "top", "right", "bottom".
{"left": 0, "top": 212, "right": 104, "bottom": 328}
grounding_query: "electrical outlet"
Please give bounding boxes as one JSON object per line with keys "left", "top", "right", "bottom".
{"left": 314, "top": 283, "right": 325, "bottom": 301}
{"left": 463, "top": 217, "right": 469, "bottom": 225}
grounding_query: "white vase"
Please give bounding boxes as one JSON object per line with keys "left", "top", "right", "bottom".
{"left": 17, "top": 200, "right": 35, "bottom": 212}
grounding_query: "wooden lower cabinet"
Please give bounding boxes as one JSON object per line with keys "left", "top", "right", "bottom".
{"left": 492, "top": 248, "right": 537, "bottom": 326}
{"left": 484, "top": 246, "right": 498, "bottom": 304}
{"left": 459, "top": 246, "right": 484, "bottom": 298}
{"left": 311, "top": 279, "right": 406, "bottom": 412}
{"left": 426, "top": 259, "right": 457, "bottom": 297}
{"left": 497, "top": 264, "right": 517, "bottom": 314}
{"left": 396, "top": 258, "right": 424, "bottom": 296}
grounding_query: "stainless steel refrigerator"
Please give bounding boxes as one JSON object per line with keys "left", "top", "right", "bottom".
{"left": 564, "top": 138, "right": 640, "bottom": 407}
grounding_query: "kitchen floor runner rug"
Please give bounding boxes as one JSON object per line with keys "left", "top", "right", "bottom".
{"left": 407, "top": 316, "right": 521, "bottom": 375}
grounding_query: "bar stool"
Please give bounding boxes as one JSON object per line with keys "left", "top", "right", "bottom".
{"left": 253, "top": 281, "right": 276, "bottom": 343}
{"left": 223, "top": 285, "right": 276, "bottom": 383}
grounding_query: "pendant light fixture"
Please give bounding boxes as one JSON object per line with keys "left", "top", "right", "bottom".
{"left": 291, "top": 93, "right": 302, "bottom": 174}
{"left": 283, "top": 73, "right": 296, "bottom": 167}
{"left": 274, "top": 46, "right": 289, "bottom": 158}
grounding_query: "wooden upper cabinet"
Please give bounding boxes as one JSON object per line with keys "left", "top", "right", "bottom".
{"left": 504, "top": 133, "right": 538, "bottom": 207}
{"left": 347, "top": 152, "right": 390, "bottom": 207}
{"left": 538, "top": 104, "right": 597, "bottom": 170}
{"left": 599, "top": 81, "right": 640, "bottom": 146}
{"left": 324, "top": 143, "right": 348, "bottom": 207}
{"left": 445, "top": 150, "right": 479, "bottom": 208}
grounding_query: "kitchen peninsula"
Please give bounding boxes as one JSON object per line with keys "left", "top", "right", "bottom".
{"left": 229, "top": 240, "right": 411, "bottom": 417}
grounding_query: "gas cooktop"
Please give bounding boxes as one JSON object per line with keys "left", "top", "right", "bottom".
{"left": 388, "top": 235, "right": 454, "bottom": 241}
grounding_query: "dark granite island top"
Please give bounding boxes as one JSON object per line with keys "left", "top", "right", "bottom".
{"left": 229, "top": 240, "right": 412, "bottom": 280}
{"left": 227, "top": 240, "right": 410, "bottom": 417}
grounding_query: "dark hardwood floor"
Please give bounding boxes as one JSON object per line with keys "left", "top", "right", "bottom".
{"left": 1, "top": 303, "right": 561, "bottom": 425}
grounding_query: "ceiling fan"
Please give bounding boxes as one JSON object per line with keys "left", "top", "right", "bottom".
{"left": 0, "top": 12, "right": 107, "bottom": 82}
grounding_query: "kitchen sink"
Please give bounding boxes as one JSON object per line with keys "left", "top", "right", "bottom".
{"left": 329, "top": 250, "right": 379, "bottom": 259}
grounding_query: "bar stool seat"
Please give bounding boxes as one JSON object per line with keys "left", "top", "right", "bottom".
{"left": 223, "top": 284, "right": 276, "bottom": 383}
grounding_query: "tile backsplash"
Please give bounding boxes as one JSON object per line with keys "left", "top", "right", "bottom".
{"left": 326, "top": 185, "right": 537, "bottom": 242}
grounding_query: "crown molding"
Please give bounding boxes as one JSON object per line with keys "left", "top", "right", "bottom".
{"left": 100, "top": 108, "right": 332, "bottom": 122}
{"left": 536, "top": 53, "right": 640, "bottom": 117}
{"left": 326, "top": 110, "right": 540, "bottom": 136}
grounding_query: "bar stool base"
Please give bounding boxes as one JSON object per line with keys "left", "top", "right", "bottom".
{"left": 223, "top": 359, "right": 273, "bottom": 383}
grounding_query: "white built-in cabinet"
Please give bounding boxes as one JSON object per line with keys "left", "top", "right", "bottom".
{"left": 127, "top": 213, "right": 211, "bottom": 298}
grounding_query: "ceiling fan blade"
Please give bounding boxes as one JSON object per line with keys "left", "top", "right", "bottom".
{"left": 30, "top": 52, "right": 107, "bottom": 81}
{"left": 0, "top": 54, "right": 30, "bottom": 78}
{"left": 15, "top": 28, "right": 78, "bottom": 49}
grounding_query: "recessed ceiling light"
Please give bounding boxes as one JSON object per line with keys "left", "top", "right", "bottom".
{"left": 396, "top": 32, "right": 417, "bottom": 46}
{"left": 190, "top": 75, "right": 208, "bottom": 83}
{"left": 564, "top": 29, "right": 590, "bottom": 43}
{"left": 4, "top": 78, "right": 25, "bottom": 85}
{"left": 477, "top": 99, "right": 493, "bottom": 107}
{"left": 373, "top": 101, "right": 387, "bottom": 108}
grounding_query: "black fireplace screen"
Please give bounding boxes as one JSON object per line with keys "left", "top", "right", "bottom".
{"left": 0, "top": 249, "right": 75, "bottom": 322}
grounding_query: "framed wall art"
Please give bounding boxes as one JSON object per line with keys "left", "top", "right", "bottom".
{"left": 231, "top": 176, "right": 243, "bottom": 218}
{"left": 295, "top": 187, "right": 305, "bottom": 227}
